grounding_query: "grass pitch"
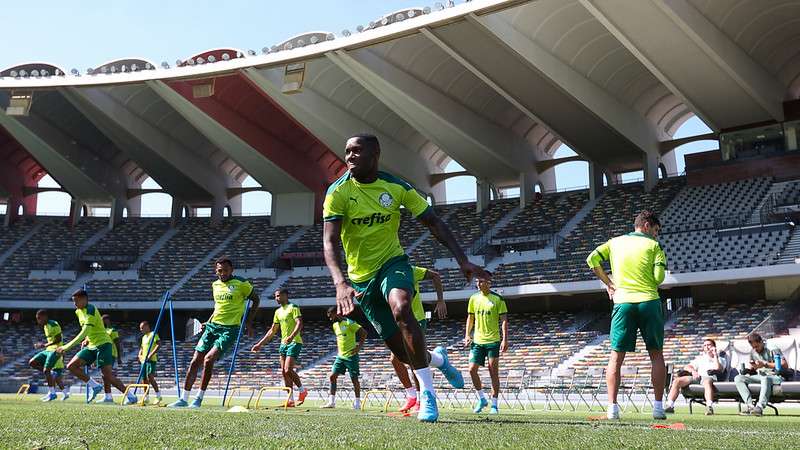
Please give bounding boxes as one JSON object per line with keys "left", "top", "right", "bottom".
{"left": 2, "top": 394, "right": 800, "bottom": 449}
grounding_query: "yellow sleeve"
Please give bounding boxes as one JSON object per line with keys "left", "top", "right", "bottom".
{"left": 587, "top": 240, "right": 611, "bottom": 268}
{"left": 292, "top": 306, "right": 302, "bottom": 319}
{"left": 402, "top": 187, "right": 431, "bottom": 218}
{"left": 654, "top": 244, "right": 667, "bottom": 285}
{"left": 498, "top": 298, "right": 508, "bottom": 315}
{"left": 467, "top": 296, "right": 476, "bottom": 314}
{"left": 272, "top": 312, "right": 280, "bottom": 324}
{"left": 413, "top": 266, "right": 427, "bottom": 282}
{"left": 61, "top": 326, "right": 88, "bottom": 352}
{"left": 323, "top": 183, "right": 347, "bottom": 221}
{"left": 240, "top": 280, "right": 254, "bottom": 298}
{"left": 352, "top": 320, "right": 362, "bottom": 332}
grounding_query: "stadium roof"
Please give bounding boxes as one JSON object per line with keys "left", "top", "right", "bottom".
{"left": 1, "top": 0, "right": 798, "bottom": 221}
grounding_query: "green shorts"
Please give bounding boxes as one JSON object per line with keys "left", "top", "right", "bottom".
{"left": 52, "top": 369, "right": 64, "bottom": 378}
{"left": 469, "top": 342, "right": 501, "bottom": 366}
{"left": 77, "top": 342, "right": 115, "bottom": 368}
{"left": 352, "top": 255, "right": 415, "bottom": 340}
{"left": 610, "top": 299, "right": 664, "bottom": 352}
{"left": 332, "top": 355, "right": 360, "bottom": 378}
{"left": 32, "top": 350, "right": 62, "bottom": 370}
{"left": 141, "top": 360, "right": 157, "bottom": 377}
{"left": 279, "top": 342, "right": 303, "bottom": 359}
{"left": 195, "top": 322, "right": 240, "bottom": 356}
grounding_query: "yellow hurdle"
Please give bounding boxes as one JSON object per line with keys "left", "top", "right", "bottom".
{"left": 361, "top": 389, "right": 395, "bottom": 413}
{"left": 254, "top": 386, "right": 293, "bottom": 411}
{"left": 224, "top": 386, "right": 258, "bottom": 409}
{"left": 16, "top": 384, "right": 30, "bottom": 398}
{"left": 120, "top": 384, "right": 150, "bottom": 406}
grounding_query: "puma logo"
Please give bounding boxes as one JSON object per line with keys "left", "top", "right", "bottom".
{"left": 350, "top": 197, "right": 358, "bottom": 204}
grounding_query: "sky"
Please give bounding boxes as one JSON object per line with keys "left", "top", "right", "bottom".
{"left": 0, "top": 1, "right": 714, "bottom": 216}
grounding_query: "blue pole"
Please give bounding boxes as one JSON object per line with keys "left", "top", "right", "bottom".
{"left": 221, "top": 300, "right": 251, "bottom": 407}
{"left": 134, "top": 292, "right": 169, "bottom": 395}
{"left": 168, "top": 293, "right": 181, "bottom": 400}
{"left": 83, "top": 284, "right": 89, "bottom": 403}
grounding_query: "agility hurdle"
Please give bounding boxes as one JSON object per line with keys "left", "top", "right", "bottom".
{"left": 255, "top": 386, "right": 293, "bottom": 411}
{"left": 361, "top": 389, "right": 395, "bottom": 413}
{"left": 121, "top": 384, "right": 150, "bottom": 406}
{"left": 224, "top": 386, "right": 259, "bottom": 409}
{"left": 16, "top": 384, "right": 30, "bottom": 398}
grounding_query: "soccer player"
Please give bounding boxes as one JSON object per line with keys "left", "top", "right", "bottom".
{"left": 138, "top": 321, "right": 162, "bottom": 405}
{"left": 56, "top": 290, "right": 137, "bottom": 404}
{"left": 587, "top": 210, "right": 667, "bottom": 420}
{"left": 251, "top": 289, "right": 308, "bottom": 406}
{"left": 393, "top": 266, "right": 447, "bottom": 413}
{"left": 323, "top": 133, "right": 489, "bottom": 422}
{"left": 464, "top": 278, "right": 508, "bottom": 414}
{"left": 168, "top": 257, "right": 260, "bottom": 408}
{"left": 29, "top": 310, "right": 69, "bottom": 402}
{"left": 97, "top": 314, "right": 122, "bottom": 403}
{"left": 321, "top": 306, "right": 367, "bottom": 409}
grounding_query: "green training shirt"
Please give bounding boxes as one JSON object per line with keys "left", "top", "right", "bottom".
{"left": 210, "top": 276, "right": 254, "bottom": 326}
{"left": 62, "top": 304, "right": 112, "bottom": 351}
{"left": 273, "top": 303, "right": 303, "bottom": 344}
{"left": 468, "top": 291, "right": 508, "bottom": 345}
{"left": 332, "top": 318, "right": 362, "bottom": 359}
{"left": 43, "top": 320, "right": 62, "bottom": 351}
{"left": 587, "top": 232, "right": 667, "bottom": 304}
{"left": 411, "top": 266, "right": 427, "bottom": 322}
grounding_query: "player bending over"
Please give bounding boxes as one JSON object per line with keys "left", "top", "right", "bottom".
{"left": 57, "top": 290, "right": 136, "bottom": 404}
{"left": 97, "top": 314, "right": 122, "bottom": 403}
{"left": 251, "top": 289, "right": 308, "bottom": 406}
{"left": 29, "top": 309, "right": 69, "bottom": 402}
{"left": 138, "top": 321, "right": 162, "bottom": 405}
{"left": 169, "top": 258, "right": 260, "bottom": 408}
{"left": 321, "top": 306, "right": 367, "bottom": 409}
{"left": 465, "top": 278, "right": 508, "bottom": 414}
{"left": 323, "top": 134, "right": 488, "bottom": 422}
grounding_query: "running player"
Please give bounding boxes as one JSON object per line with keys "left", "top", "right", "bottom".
{"left": 251, "top": 289, "right": 308, "bottom": 406}
{"left": 138, "top": 321, "right": 162, "bottom": 405}
{"left": 587, "top": 210, "right": 667, "bottom": 420}
{"left": 323, "top": 134, "right": 489, "bottom": 422}
{"left": 321, "top": 306, "right": 367, "bottom": 409}
{"left": 97, "top": 314, "right": 122, "bottom": 403}
{"left": 394, "top": 266, "right": 447, "bottom": 413}
{"left": 56, "top": 290, "right": 136, "bottom": 404}
{"left": 465, "top": 278, "right": 508, "bottom": 414}
{"left": 168, "top": 257, "right": 260, "bottom": 408}
{"left": 29, "top": 310, "right": 69, "bottom": 402}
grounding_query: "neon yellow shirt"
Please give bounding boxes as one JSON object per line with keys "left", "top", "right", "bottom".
{"left": 468, "top": 291, "right": 508, "bottom": 344}
{"left": 106, "top": 327, "right": 120, "bottom": 358}
{"left": 323, "top": 171, "right": 431, "bottom": 283}
{"left": 587, "top": 232, "right": 666, "bottom": 304}
{"left": 139, "top": 332, "right": 159, "bottom": 362}
{"left": 411, "top": 266, "right": 427, "bottom": 322}
{"left": 43, "top": 320, "right": 62, "bottom": 352}
{"left": 210, "top": 276, "right": 254, "bottom": 326}
{"left": 332, "top": 318, "right": 362, "bottom": 359}
{"left": 273, "top": 303, "right": 303, "bottom": 344}
{"left": 62, "top": 304, "right": 112, "bottom": 351}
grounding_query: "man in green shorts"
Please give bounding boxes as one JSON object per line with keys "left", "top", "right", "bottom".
{"left": 392, "top": 265, "right": 447, "bottom": 413}
{"left": 29, "top": 309, "right": 69, "bottom": 402}
{"left": 465, "top": 278, "right": 508, "bottom": 415}
{"left": 321, "top": 306, "right": 367, "bottom": 410}
{"left": 56, "top": 290, "right": 136, "bottom": 404}
{"left": 138, "top": 321, "right": 162, "bottom": 405}
{"left": 587, "top": 210, "right": 667, "bottom": 420}
{"left": 97, "top": 314, "right": 122, "bottom": 403}
{"left": 169, "top": 257, "right": 260, "bottom": 408}
{"left": 251, "top": 289, "right": 308, "bottom": 406}
{"left": 323, "top": 134, "right": 488, "bottom": 422}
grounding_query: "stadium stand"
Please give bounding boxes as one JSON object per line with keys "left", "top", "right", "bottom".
{"left": 494, "top": 191, "right": 588, "bottom": 240}
{"left": 81, "top": 218, "right": 171, "bottom": 268}
{"left": 0, "top": 216, "right": 37, "bottom": 255}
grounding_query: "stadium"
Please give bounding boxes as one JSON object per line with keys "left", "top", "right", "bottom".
{"left": 2, "top": 0, "right": 800, "bottom": 447}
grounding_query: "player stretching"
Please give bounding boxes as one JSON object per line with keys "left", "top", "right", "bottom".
{"left": 138, "top": 321, "right": 162, "bottom": 405}
{"left": 29, "top": 310, "right": 69, "bottom": 402}
{"left": 169, "top": 258, "right": 260, "bottom": 408}
{"left": 97, "top": 314, "right": 122, "bottom": 403}
{"left": 251, "top": 289, "right": 308, "bottom": 406}
{"left": 321, "top": 306, "right": 367, "bottom": 409}
{"left": 323, "top": 134, "right": 488, "bottom": 422}
{"left": 587, "top": 210, "right": 667, "bottom": 420}
{"left": 394, "top": 266, "right": 447, "bottom": 413}
{"left": 56, "top": 290, "right": 136, "bottom": 404}
{"left": 465, "top": 278, "right": 508, "bottom": 414}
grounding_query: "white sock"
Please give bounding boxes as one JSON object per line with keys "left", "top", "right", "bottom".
{"left": 328, "top": 394, "right": 335, "bottom": 404}
{"left": 491, "top": 397, "right": 498, "bottom": 407}
{"left": 104, "top": 393, "right": 113, "bottom": 400}
{"left": 654, "top": 400, "right": 663, "bottom": 410}
{"left": 428, "top": 351, "right": 444, "bottom": 368}
{"left": 414, "top": 367, "right": 435, "bottom": 393}
{"left": 666, "top": 399, "right": 674, "bottom": 408}
{"left": 197, "top": 390, "right": 205, "bottom": 400}
{"left": 87, "top": 378, "right": 100, "bottom": 388}
{"left": 477, "top": 389, "right": 486, "bottom": 400}
{"left": 62, "top": 388, "right": 69, "bottom": 395}
{"left": 608, "top": 403, "right": 620, "bottom": 412}
{"left": 405, "top": 387, "right": 417, "bottom": 399}
{"left": 156, "top": 391, "right": 162, "bottom": 399}
{"left": 180, "top": 390, "right": 190, "bottom": 402}
{"left": 354, "top": 398, "right": 361, "bottom": 406}
{"left": 49, "top": 387, "right": 56, "bottom": 394}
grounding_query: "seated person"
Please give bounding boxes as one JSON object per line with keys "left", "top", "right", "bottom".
{"left": 735, "top": 333, "right": 783, "bottom": 417}
{"left": 665, "top": 338, "right": 726, "bottom": 415}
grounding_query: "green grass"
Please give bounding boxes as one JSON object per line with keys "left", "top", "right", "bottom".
{"left": 2, "top": 394, "right": 800, "bottom": 449}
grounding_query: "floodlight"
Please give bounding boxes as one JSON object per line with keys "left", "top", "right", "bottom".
{"left": 423, "top": 6, "right": 431, "bottom": 13}
{"left": 310, "top": 36, "right": 319, "bottom": 44}
{"left": 196, "top": 57, "right": 205, "bottom": 64}
{"left": 223, "top": 52, "right": 232, "bottom": 60}
{"left": 435, "top": 2, "right": 444, "bottom": 10}
{"left": 70, "top": 68, "right": 79, "bottom": 76}
{"left": 161, "top": 61, "right": 170, "bottom": 69}
{"left": 247, "top": 49, "right": 256, "bottom": 56}
{"left": 326, "top": 33, "right": 335, "bottom": 41}
{"left": 408, "top": 10, "right": 416, "bottom": 18}
{"left": 10, "top": 70, "right": 17, "bottom": 77}
{"left": 396, "top": 13, "right": 404, "bottom": 21}
{"left": 357, "top": 25, "right": 365, "bottom": 32}
{"left": 31, "top": 70, "right": 40, "bottom": 77}
{"left": 342, "top": 29, "right": 351, "bottom": 37}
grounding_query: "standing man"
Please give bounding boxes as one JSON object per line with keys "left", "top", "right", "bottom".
{"left": 251, "top": 289, "right": 308, "bottom": 407}
{"left": 138, "top": 321, "right": 162, "bottom": 405}
{"left": 56, "top": 290, "right": 136, "bottom": 405}
{"left": 321, "top": 306, "right": 367, "bottom": 409}
{"left": 735, "top": 333, "right": 783, "bottom": 416}
{"left": 168, "top": 257, "right": 260, "bottom": 408}
{"left": 29, "top": 310, "right": 69, "bottom": 402}
{"left": 97, "top": 314, "right": 122, "bottom": 403}
{"left": 323, "top": 133, "right": 488, "bottom": 422}
{"left": 587, "top": 210, "right": 667, "bottom": 420}
{"left": 464, "top": 278, "right": 508, "bottom": 415}
{"left": 393, "top": 265, "right": 447, "bottom": 413}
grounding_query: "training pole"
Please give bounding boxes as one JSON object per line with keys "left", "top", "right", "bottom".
{"left": 83, "top": 284, "right": 90, "bottom": 403}
{"left": 168, "top": 293, "right": 181, "bottom": 399}
{"left": 221, "top": 299, "right": 252, "bottom": 406}
{"left": 134, "top": 292, "right": 169, "bottom": 395}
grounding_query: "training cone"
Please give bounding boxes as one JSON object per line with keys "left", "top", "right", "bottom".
{"left": 651, "top": 423, "right": 686, "bottom": 430}
{"left": 226, "top": 406, "right": 250, "bottom": 413}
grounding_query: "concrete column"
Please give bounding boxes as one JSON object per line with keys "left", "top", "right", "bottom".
{"left": 588, "top": 162, "right": 605, "bottom": 201}
{"left": 68, "top": 198, "right": 83, "bottom": 228}
{"left": 170, "top": 197, "right": 183, "bottom": 227}
{"left": 519, "top": 171, "right": 536, "bottom": 207}
{"left": 271, "top": 192, "right": 315, "bottom": 226}
{"left": 4, "top": 197, "right": 21, "bottom": 227}
{"left": 109, "top": 198, "right": 125, "bottom": 229}
{"left": 227, "top": 195, "right": 243, "bottom": 217}
{"left": 643, "top": 152, "right": 660, "bottom": 192}
{"left": 476, "top": 180, "right": 491, "bottom": 213}
{"left": 127, "top": 195, "right": 141, "bottom": 218}
{"left": 660, "top": 151, "right": 678, "bottom": 177}
{"left": 538, "top": 169, "right": 556, "bottom": 194}
{"left": 210, "top": 198, "right": 226, "bottom": 227}
{"left": 429, "top": 181, "right": 446, "bottom": 207}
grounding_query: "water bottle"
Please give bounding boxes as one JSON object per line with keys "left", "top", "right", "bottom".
{"left": 774, "top": 354, "right": 782, "bottom": 372}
